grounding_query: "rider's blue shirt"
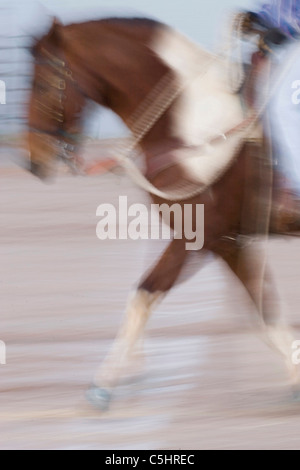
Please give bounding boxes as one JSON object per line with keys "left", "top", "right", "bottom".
{"left": 257, "top": 0, "right": 300, "bottom": 37}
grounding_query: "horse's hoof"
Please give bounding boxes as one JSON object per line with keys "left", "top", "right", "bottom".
{"left": 85, "top": 385, "right": 112, "bottom": 411}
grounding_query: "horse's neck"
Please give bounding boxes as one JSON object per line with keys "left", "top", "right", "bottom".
{"left": 63, "top": 21, "right": 167, "bottom": 116}
{"left": 151, "top": 27, "right": 213, "bottom": 81}
{"left": 63, "top": 20, "right": 239, "bottom": 170}
{"left": 63, "top": 20, "right": 214, "bottom": 121}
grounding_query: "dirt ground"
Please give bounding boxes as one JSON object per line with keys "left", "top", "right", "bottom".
{"left": 2, "top": 167, "right": 300, "bottom": 450}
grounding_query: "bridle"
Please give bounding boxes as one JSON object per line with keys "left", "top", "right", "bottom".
{"left": 31, "top": 46, "right": 82, "bottom": 170}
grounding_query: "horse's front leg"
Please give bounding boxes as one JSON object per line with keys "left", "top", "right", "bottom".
{"left": 87, "top": 238, "right": 188, "bottom": 410}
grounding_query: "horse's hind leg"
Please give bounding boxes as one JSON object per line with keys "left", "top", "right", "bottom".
{"left": 87, "top": 238, "right": 188, "bottom": 410}
{"left": 213, "top": 239, "right": 299, "bottom": 388}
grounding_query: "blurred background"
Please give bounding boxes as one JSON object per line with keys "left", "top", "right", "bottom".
{"left": 2, "top": 0, "right": 300, "bottom": 451}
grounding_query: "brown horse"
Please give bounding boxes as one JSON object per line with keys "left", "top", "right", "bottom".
{"left": 28, "top": 17, "right": 300, "bottom": 410}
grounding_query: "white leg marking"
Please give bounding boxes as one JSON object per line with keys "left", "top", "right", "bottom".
{"left": 94, "top": 289, "right": 163, "bottom": 388}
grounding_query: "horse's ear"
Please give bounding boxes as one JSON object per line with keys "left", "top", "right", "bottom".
{"left": 30, "top": 18, "right": 62, "bottom": 57}
{"left": 52, "top": 17, "right": 63, "bottom": 28}
{"left": 46, "top": 17, "right": 63, "bottom": 46}
{"left": 49, "top": 17, "right": 63, "bottom": 36}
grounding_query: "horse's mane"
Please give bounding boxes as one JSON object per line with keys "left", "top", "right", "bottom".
{"left": 98, "top": 17, "right": 164, "bottom": 28}
{"left": 32, "top": 16, "right": 166, "bottom": 55}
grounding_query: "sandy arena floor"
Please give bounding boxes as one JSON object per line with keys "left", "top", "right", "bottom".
{"left": 1, "top": 167, "right": 300, "bottom": 450}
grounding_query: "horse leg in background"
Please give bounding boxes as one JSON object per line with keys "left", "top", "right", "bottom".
{"left": 87, "top": 238, "right": 189, "bottom": 410}
{"left": 213, "top": 239, "right": 300, "bottom": 391}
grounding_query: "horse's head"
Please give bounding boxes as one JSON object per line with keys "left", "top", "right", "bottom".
{"left": 28, "top": 19, "right": 85, "bottom": 179}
